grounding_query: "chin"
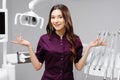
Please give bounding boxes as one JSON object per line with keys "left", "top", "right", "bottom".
{"left": 54, "top": 28, "right": 62, "bottom": 31}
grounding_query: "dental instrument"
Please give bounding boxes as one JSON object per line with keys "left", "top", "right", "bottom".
{"left": 93, "top": 31, "right": 108, "bottom": 70}
{"left": 109, "top": 33, "right": 118, "bottom": 80}
{"left": 84, "top": 32, "right": 101, "bottom": 80}
{"left": 103, "top": 33, "right": 115, "bottom": 80}
{"left": 17, "top": 52, "right": 31, "bottom": 64}
{"left": 98, "top": 32, "right": 110, "bottom": 71}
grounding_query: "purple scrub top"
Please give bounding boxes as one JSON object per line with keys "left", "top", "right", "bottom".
{"left": 36, "top": 32, "right": 83, "bottom": 80}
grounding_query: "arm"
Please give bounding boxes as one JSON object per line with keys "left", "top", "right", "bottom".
{"left": 75, "top": 45, "right": 91, "bottom": 70}
{"left": 75, "top": 38, "right": 106, "bottom": 70}
{"left": 27, "top": 44, "right": 43, "bottom": 71}
{"left": 11, "top": 34, "right": 42, "bottom": 71}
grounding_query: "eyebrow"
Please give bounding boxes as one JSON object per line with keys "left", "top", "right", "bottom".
{"left": 51, "top": 12, "right": 62, "bottom": 16}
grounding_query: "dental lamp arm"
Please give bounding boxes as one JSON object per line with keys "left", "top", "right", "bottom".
{"left": 75, "top": 38, "right": 106, "bottom": 70}
{"left": 28, "top": 0, "right": 43, "bottom": 10}
{"left": 11, "top": 34, "right": 42, "bottom": 71}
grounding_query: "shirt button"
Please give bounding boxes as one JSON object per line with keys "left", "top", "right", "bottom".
{"left": 61, "top": 58, "right": 63, "bottom": 60}
{"left": 60, "top": 43, "right": 63, "bottom": 45}
{"left": 60, "top": 70, "right": 63, "bottom": 73}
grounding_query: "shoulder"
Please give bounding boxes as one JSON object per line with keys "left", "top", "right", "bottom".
{"left": 38, "top": 33, "right": 50, "bottom": 43}
{"left": 74, "top": 34, "right": 82, "bottom": 42}
{"left": 74, "top": 34, "right": 83, "bottom": 47}
{"left": 40, "top": 33, "right": 50, "bottom": 39}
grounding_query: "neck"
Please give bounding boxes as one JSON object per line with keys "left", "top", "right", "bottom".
{"left": 56, "top": 29, "right": 65, "bottom": 37}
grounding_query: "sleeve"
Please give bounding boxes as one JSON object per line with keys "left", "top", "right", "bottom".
{"left": 74, "top": 37, "right": 83, "bottom": 63}
{"left": 35, "top": 36, "right": 46, "bottom": 64}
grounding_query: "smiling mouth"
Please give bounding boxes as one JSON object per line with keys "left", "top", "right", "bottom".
{"left": 54, "top": 24, "right": 61, "bottom": 27}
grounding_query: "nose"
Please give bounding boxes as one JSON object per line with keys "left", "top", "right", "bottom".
{"left": 54, "top": 18, "right": 59, "bottom": 23}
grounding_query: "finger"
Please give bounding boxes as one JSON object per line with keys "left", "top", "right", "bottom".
{"left": 101, "top": 41, "right": 107, "bottom": 46}
{"left": 16, "top": 33, "right": 22, "bottom": 41}
{"left": 18, "top": 33, "right": 21, "bottom": 40}
{"left": 97, "top": 38, "right": 104, "bottom": 45}
{"left": 94, "top": 38, "right": 99, "bottom": 42}
{"left": 16, "top": 34, "right": 20, "bottom": 41}
{"left": 19, "top": 33, "right": 22, "bottom": 40}
{"left": 94, "top": 38, "right": 100, "bottom": 45}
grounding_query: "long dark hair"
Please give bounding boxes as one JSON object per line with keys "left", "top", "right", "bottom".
{"left": 46, "top": 4, "right": 78, "bottom": 61}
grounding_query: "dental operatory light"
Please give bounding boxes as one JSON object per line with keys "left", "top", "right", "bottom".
{"left": 15, "top": 10, "right": 44, "bottom": 29}
{"left": 14, "top": 0, "right": 44, "bottom": 29}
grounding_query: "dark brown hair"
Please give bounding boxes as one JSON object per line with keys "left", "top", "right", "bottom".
{"left": 46, "top": 4, "right": 78, "bottom": 61}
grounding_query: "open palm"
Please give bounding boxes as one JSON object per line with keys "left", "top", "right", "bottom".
{"left": 88, "top": 38, "right": 106, "bottom": 48}
{"left": 11, "top": 34, "right": 31, "bottom": 47}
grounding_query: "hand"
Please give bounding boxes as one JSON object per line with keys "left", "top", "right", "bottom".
{"left": 11, "top": 34, "right": 31, "bottom": 47}
{"left": 88, "top": 38, "right": 107, "bottom": 48}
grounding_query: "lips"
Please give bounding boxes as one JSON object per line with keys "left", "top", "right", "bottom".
{"left": 54, "top": 24, "right": 61, "bottom": 27}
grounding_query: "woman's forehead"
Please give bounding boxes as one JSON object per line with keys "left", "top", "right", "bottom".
{"left": 51, "top": 9, "right": 62, "bottom": 16}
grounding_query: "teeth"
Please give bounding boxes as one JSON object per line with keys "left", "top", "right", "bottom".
{"left": 55, "top": 24, "right": 59, "bottom": 26}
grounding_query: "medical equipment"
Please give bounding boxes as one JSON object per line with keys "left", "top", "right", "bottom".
{"left": 103, "top": 34, "right": 115, "bottom": 80}
{"left": 28, "top": 0, "right": 44, "bottom": 10}
{"left": 1, "top": 0, "right": 44, "bottom": 80}
{"left": 17, "top": 52, "right": 31, "bottom": 64}
{"left": 6, "top": 51, "right": 31, "bottom": 64}
{"left": 14, "top": 10, "right": 44, "bottom": 29}
{"left": 0, "top": 68, "right": 8, "bottom": 80}
{"left": 84, "top": 32, "right": 101, "bottom": 80}
{"left": 0, "top": 0, "right": 16, "bottom": 80}
{"left": 0, "top": 9, "right": 8, "bottom": 42}
{"left": 14, "top": 0, "right": 44, "bottom": 29}
{"left": 98, "top": 32, "right": 109, "bottom": 71}
{"left": 93, "top": 31, "right": 108, "bottom": 70}
{"left": 84, "top": 30, "right": 120, "bottom": 80}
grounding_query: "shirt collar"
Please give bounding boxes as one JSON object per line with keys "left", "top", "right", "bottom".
{"left": 53, "top": 32, "right": 66, "bottom": 40}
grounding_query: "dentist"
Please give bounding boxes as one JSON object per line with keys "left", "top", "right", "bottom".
{"left": 12, "top": 4, "right": 106, "bottom": 80}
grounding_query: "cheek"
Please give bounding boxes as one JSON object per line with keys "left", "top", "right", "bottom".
{"left": 62, "top": 21, "right": 65, "bottom": 26}
{"left": 62, "top": 19, "right": 65, "bottom": 24}
{"left": 50, "top": 20, "right": 54, "bottom": 25}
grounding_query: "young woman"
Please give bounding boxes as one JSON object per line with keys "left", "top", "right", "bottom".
{"left": 12, "top": 4, "right": 106, "bottom": 80}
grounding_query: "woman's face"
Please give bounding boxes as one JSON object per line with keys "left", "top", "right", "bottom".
{"left": 51, "top": 9, "right": 65, "bottom": 32}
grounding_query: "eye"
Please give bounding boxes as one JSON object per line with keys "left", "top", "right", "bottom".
{"left": 51, "top": 16, "right": 55, "bottom": 19}
{"left": 59, "top": 15, "right": 63, "bottom": 18}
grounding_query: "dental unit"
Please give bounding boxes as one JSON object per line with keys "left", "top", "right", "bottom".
{"left": 93, "top": 31, "right": 108, "bottom": 70}
{"left": 84, "top": 30, "right": 120, "bottom": 80}
{"left": 84, "top": 32, "right": 102, "bottom": 80}
{"left": 97, "top": 32, "right": 110, "bottom": 71}
{"left": 108, "top": 33, "right": 118, "bottom": 80}
{"left": 103, "top": 33, "right": 115, "bottom": 80}
{"left": 0, "top": 0, "right": 15, "bottom": 80}
{"left": 117, "top": 30, "right": 120, "bottom": 80}
{"left": 0, "top": 0, "right": 43, "bottom": 80}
